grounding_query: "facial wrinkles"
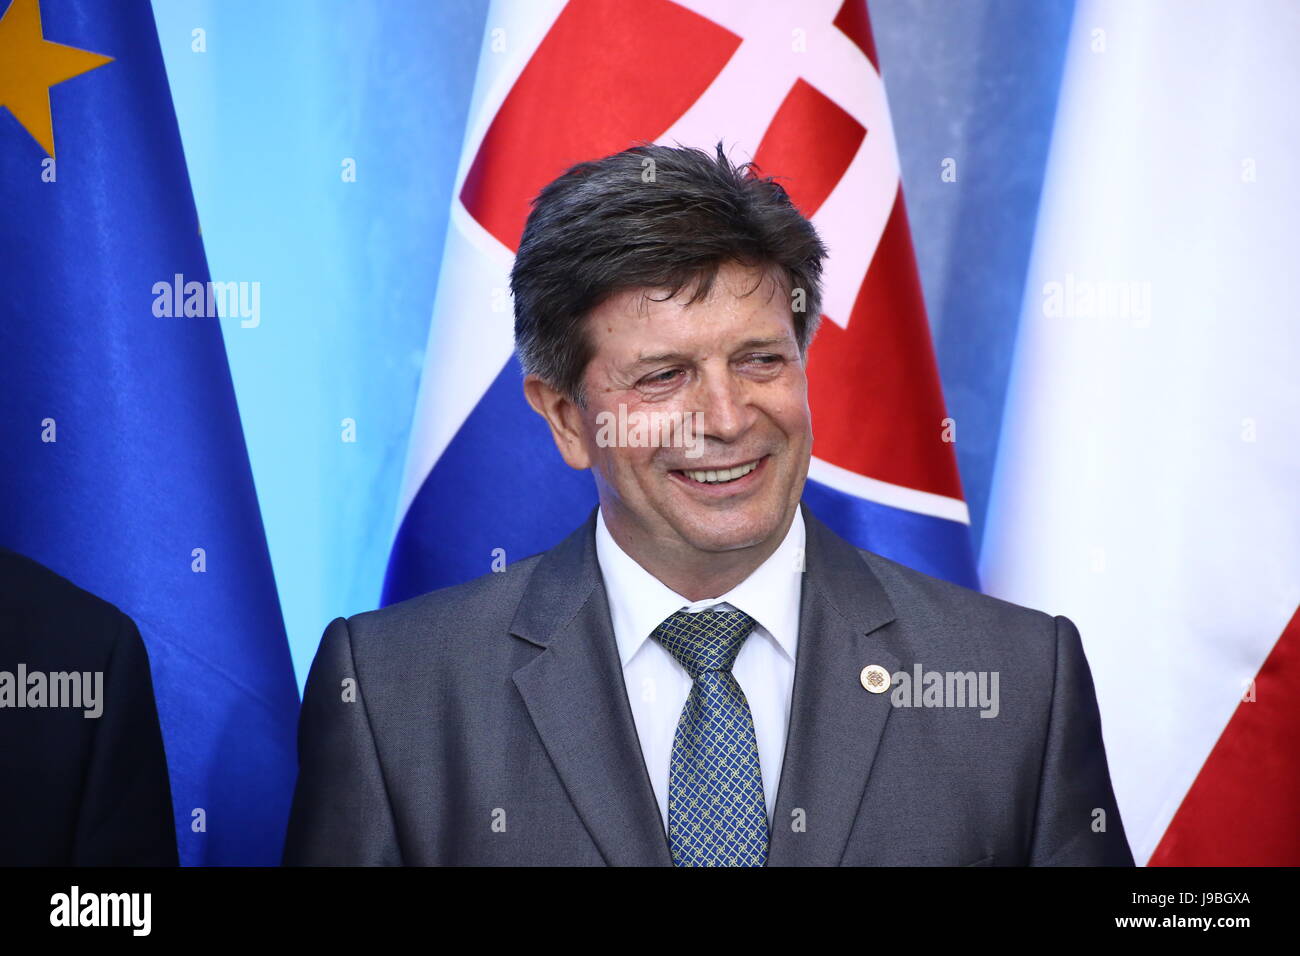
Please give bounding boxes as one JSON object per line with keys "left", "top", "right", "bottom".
{"left": 574, "top": 262, "right": 810, "bottom": 572}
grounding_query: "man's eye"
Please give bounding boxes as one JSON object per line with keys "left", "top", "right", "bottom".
{"left": 642, "top": 369, "right": 680, "bottom": 386}
{"left": 747, "top": 354, "right": 781, "bottom": 365}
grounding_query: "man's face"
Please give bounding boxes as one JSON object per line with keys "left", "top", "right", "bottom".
{"left": 566, "top": 260, "right": 813, "bottom": 562}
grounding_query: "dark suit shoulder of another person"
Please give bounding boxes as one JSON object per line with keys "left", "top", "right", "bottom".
{"left": 0, "top": 549, "right": 179, "bottom": 866}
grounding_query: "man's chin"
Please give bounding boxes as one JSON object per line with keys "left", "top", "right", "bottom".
{"left": 671, "top": 513, "right": 785, "bottom": 556}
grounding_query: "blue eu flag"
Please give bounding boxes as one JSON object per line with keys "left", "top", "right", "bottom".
{"left": 0, "top": 0, "right": 299, "bottom": 865}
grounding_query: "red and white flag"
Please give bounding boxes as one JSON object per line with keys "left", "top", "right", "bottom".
{"left": 982, "top": 0, "right": 1300, "bottom": 865}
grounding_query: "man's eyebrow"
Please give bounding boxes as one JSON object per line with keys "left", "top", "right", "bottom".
{"left": 733, "top": 336, "right": 793, "bottom": 351}
{"left": 627, "top": 337, "right": 794, "bottom": 369}
{"left": 628, "top": 350, "right": 691, "bottom": 369}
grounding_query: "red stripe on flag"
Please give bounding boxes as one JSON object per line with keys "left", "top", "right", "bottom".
{"left": 833, "top": 0, "right": 880, "bottom": 73}
{"left": 752, "top": 78, "right": 866, "bottom": 218}
{"left": 1149, "top": 603, "right": 1300, "bottom": 866}
{"left": 460, "top": 0, "right": 741, "bottom": 252}
{"left": 806, "top": 187, "right": 965, "bottom": 500}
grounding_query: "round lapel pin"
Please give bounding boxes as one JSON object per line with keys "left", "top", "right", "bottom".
{"left": 860, "top": 664, "right": 891, "bottom": 694}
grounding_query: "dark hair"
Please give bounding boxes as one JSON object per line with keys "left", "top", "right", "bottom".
{"left": 511, "top": 141, "right": 828, "bottom": 406}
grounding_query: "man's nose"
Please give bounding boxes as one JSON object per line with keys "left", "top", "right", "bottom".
{"left": 694, "top": 368, "right": 753, "bottom": 443}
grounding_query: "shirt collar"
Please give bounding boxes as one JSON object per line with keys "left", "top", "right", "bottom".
{"left": 595, "top": 505, "right": 805, "bottom": 668}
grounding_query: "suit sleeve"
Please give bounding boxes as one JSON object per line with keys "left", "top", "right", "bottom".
{"left": 1028, "top": 615, "right": 1135, "bottom": 866}
{"left": 73, "top": 614, "right": 179, "bottom": 866}
{"left": 282, "top": 616, "right": 402, "bottom": 865}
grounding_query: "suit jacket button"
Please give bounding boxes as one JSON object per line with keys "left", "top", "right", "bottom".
{"left": 860, "top": 664, "right": 891, "bottom": 694}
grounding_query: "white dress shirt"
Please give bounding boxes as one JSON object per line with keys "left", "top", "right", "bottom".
{"left": 594, "top": 505, "right": 805, "bottom": 833}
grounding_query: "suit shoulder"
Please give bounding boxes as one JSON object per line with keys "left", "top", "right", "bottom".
{"left": 855, "top": 548, "right": 1060, "bottom": 651}
{"left": 0, "top": 549, "right": 137, "bottom": 663}
{"left": 0, "top": 549, "right": 124, "bottom": 620}
{"left": 343, "top": 551, "right": 547, "bottom": 648}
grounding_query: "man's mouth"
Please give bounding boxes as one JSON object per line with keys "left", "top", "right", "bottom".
{"left": 669, "top": 455, "right": 767, "bottom": 488}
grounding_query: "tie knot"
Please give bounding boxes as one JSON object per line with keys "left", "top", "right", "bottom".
{"left": 651, "top": 607, "right": 757, "bottom": 678}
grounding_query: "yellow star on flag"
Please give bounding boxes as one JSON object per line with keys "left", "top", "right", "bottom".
{"left": 0, "top": 0, "right": 112, "bottom": 158}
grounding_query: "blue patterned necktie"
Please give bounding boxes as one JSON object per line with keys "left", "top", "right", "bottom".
{"left": 651, "top": 607, "right": 769, "bottom": 867}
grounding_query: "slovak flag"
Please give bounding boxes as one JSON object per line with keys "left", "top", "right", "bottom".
{"left": 385, "top": 0, "right": 976, "bottom": 604}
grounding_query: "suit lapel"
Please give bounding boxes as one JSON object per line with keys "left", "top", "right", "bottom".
{"left": 508, "top": 502, "right": 900, "bottom": 867}
{"left": 767, "top": 503, "right": 900, "bottom": 866}
{"left": 509, "top": 508, "right": 673, "bottom": 866}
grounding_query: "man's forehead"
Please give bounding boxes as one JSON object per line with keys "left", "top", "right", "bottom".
{"left": 591, "top": 300, "right": 797, "bottom": 364}
{"left": 591, "top": 271, "right": 794, "bottom": 342}
{"left": 628, "top": 335, "right": 794, "bottom": 366}
{"left": 599, "top": 263, "right": 787, "bottom": 316}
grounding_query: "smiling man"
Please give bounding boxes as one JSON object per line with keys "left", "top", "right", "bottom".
{"left": 525, "top": 257, "right": 810, "bottom": 604}
{"left": 284, "top": 143, "right": 1133, "bottom": 867}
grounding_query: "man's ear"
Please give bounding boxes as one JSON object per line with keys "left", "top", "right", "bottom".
{"left": 523, "top": 375, "right": 593, "bottom": 471}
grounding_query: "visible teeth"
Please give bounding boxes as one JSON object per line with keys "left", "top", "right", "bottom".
{"left": 684, "top": 460, "right": 759, "bottom": 483}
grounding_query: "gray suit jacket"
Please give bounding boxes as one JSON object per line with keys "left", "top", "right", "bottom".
{"left": 283, "top": 502, "right": 1133, "bottom": 866}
